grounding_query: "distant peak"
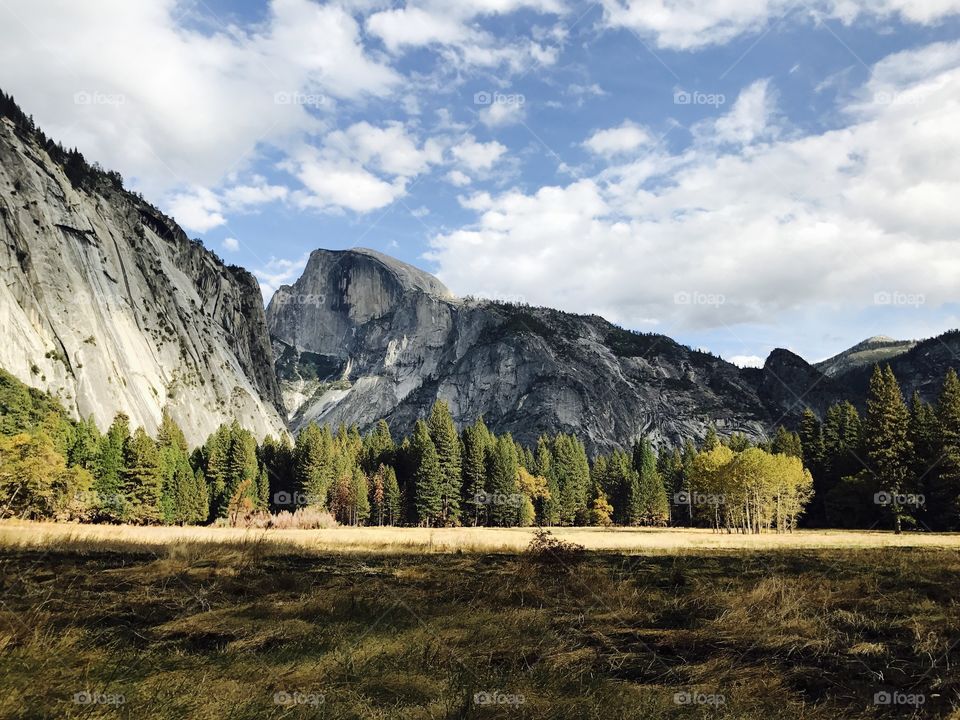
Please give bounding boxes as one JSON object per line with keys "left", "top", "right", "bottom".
{"left": 862, "top": 335, "right": 897, "bottom": 344}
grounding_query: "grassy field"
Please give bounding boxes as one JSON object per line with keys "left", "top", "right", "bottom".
{"left": 1, "top": 523, "right": 959, "bottom": 718}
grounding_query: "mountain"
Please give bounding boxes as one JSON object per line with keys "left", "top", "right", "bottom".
{"left": 267, "top": 248, "right": 774, "bottom": 452}
{"left": 0, "top": 97, "right": 285, "bottom": 446}
{"left": 814, "top": 336, "right": 916, "bottom": 377}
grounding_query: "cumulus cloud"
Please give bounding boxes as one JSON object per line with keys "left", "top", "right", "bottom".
{"left": 429, "top": 43, "right": 960, "bottom": 334}
{"left": 450, "top": 136, "right": 508, "bottom": 171}
{"left": 0, "top": 0, "right": 398, "bottom": 199}
{"left": 254, "top": 253, "right": 311, "bottom": 301}
{"left": 583, "top": 121, "right": 652, "bottom": 155}
{"left": 600, "top": 0, "right": 960, "bottom": 50}
{"left": 222, "top": 237, "right": 240, "bottom": 252}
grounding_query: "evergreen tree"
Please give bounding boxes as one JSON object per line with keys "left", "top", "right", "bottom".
{"left": 864, "top": 365, "right": 914, "bottom": 533}
{"left": 410, "top": 420, "right": 443, "bottom": 526}
{"left": 461, "top": 418, "right": 491, "bottom": 525}
{"left": 428, "top": 401, "right": 462, "bottom": 524}
{"left": 361, "top": 420, "right": 395, "bottom": 474}
{"left": 121, "top": 428, "right": 164, "bottom": 524}
{"left": 933, "top": 370, "right": 960, "bottom": 530}
{"left": 293, "top": 423, "right": 333, "bottom": 508}
{"left": 259, "top": 434, "right": 295, "bottom": 508}
{"left": 702, "top": 425, "right": 720, "bottom": 451}
{"left": 553, "top": 434, "right": 590, "bottom": 525}
{"left": 633, "top": 438, "right": 669, "bottom": 526}
{"left": 351, "top": 467, "right": 370, "bottom": 526}
{"left": 488, "top": 434, "right": 520, "bottom": 527}
{"left": 771, "top": 426, "right": 802, "bottom": 458}
{"left": 534, "top": 435, "right": 560, "bottom": 525}
{"left": 382, "top": 464, "right": 402, "bottom": 526}
{"left": 95, "top": 413, "right": 129, "bottom": 520}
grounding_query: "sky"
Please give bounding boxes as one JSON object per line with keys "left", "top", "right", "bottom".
{"left": 1, "top": 0, "right": 959, "bottom": 366}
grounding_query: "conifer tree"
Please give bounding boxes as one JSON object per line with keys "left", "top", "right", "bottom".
{"left": 864, "top": 365, "right": 914, "bottom": 533}
{"left": 410, "top": 420, "right": 443, "bottom": 526}
{"left": 553, "top": 434, "right": 590, "bottom": 525}
{"left": 488, "top": 434, "right": 519, "bottom": 527}
{"left": 95, "top": 413, "right": 129, "bottom": 520}
{"left": 428, "top": 401, "right": 462, "bottom": 524}
{"left": 122, "top": 428, "right": 164, "bottom": 524}
{"left": 382, "top": 464, "right": 402, "bottom": 526}
{"left": 361, "top": 420, "right": 395, "bottom": 474}
{"left": 633, "top": 438, "right": 669, "bottom": 526}
{"left": 933, "top": 370, "right": 960, "bottom": 530}
{"left": 461, "top": 418, "right": 491, "bottom": 525}
{"left": 294, "top": 422, "right": 333, "bottom": 508}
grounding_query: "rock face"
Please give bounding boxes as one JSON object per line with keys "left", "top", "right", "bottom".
{"left": 814, "top": 336, "right": 916, "bottom": 378}
{"left": 268, "top": 248, "right": 775, "bottom": 452}
{"left": 0, "top": 115, "right": 286, "bottom": 445}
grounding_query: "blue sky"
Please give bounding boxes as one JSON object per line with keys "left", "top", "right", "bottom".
{"left": 2, "top": 0, "right": 959, "bottom": 365}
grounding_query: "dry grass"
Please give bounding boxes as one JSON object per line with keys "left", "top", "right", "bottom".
{"left": 1, "top": 522, "right": 959, "bottom": 717}
{"left": 2, "top": 519, "right": 960, "bottom": 556}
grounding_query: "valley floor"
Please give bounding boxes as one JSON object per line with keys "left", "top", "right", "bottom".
{"left": 0, "top": 525, "right": 959, "bottom": 718}
{"left": 2, "top": 520, "right": 960, "bottom": 555}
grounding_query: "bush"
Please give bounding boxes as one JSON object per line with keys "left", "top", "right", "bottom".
{"left": 526, "top": 527, "right": 586, "bottom": 567}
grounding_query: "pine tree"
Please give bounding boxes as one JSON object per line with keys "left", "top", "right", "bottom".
{"left": 771, "top": 426, "right": 802, "bottom": 458}
{"left": 351, "top": 467, "right": 370, "bottom": 526}
{"left": 864, "top": 365, "right": 914, "bottom": 533}
{"left": 382, "top": 464, "right": 402, "bottom": 526}
{"left": 633, "top": 438, "right": 669, "bottom": 526}
{"left": 461, "top": 418, "right": 491, "bottom": 525}
{"left": 933, "top": 370, "right": 960, "bottom": 530}
{"left": 428, "top": 401, "right": 462, "bottom": 524}
{"left": 410, "top": 420, "right": 443, "bottom": 526}
{"left": 67, "top": 415, "right": 101, "bottom": 472}
{"left": 534, "top": 435, "right": 559, "bottom": 525}
{"left": 294, "top": 423, "right": 333, "bottom": 508}
{"left": 122, "top": 428, "right": 164, "bottom": 524}
{"left": 702, "top": 425, "right": 720, "bottom": 451}
{"left": 259, "top": 434, "right": 295, "bottom": 508}
{"left": 95, "top": 413, "right": 129, "bottom": 520}
{"left": 361, "top": 420, "right": 395, "bottom": 474}
{"left": 488, "top": 435, "right": 519, "bottom": 527}
{"left": 553, "top": 434, "right": 590, "bottom": 525}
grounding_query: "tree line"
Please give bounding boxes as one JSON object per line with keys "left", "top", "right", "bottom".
{"left": 3, "top": 364, "right": 960, "bottom": 531}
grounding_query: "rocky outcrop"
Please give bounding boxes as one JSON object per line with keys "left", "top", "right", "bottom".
{"left": 0, "top": 115, "right": 286, "bottom": 445}
{"left": 267, "top": 248, "right": 773, "bottom": 452}
{"left": 814, "top": 336, "right": 915, "bottom": 378}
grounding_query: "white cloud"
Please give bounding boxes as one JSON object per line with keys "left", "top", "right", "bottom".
{"left": 222, "top": 179, "right": 289, "bottom": 210}
{"left": 222, "top": 237, "right": 240, "bottom": 252}
{"left": 254, "top": 253, "right": 311, "bottom": 301}
{"left": 480, "top": 100, "right": 526, "bottom": 126}
{"left": 583, "top": 121, "right": 652, "bottom": 155}
{"left": 600, "top": 0, "right": 960, "bottom": 50}
{"left": 0, "top": 0, "right": 398, "bottom": 198}
{"left": 286, "top": 151, "right": 407, "bottom": 213}
{"left": 446, "top": 170, "right": 473, "bottom": 186}
{"left": 167, "top": 187, "right": 226, "bottom": 233}
{"left": 323, "top": 121, "right": 444, "bottom": 177}
{"left": 429, "top": 43, "right": 960, "bottom": 334}
{"left": 451, "top": 136, "right": 507, "bottom": 171}
{"left": 366, "top": 0, "right": 565, "bottom": 71}
{"left": 697, "top": 79, "right": 778, "bottom": 146}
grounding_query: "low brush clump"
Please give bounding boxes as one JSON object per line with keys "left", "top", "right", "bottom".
{"left": 225, "top": 507, "right": 338, "bottom": 530}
